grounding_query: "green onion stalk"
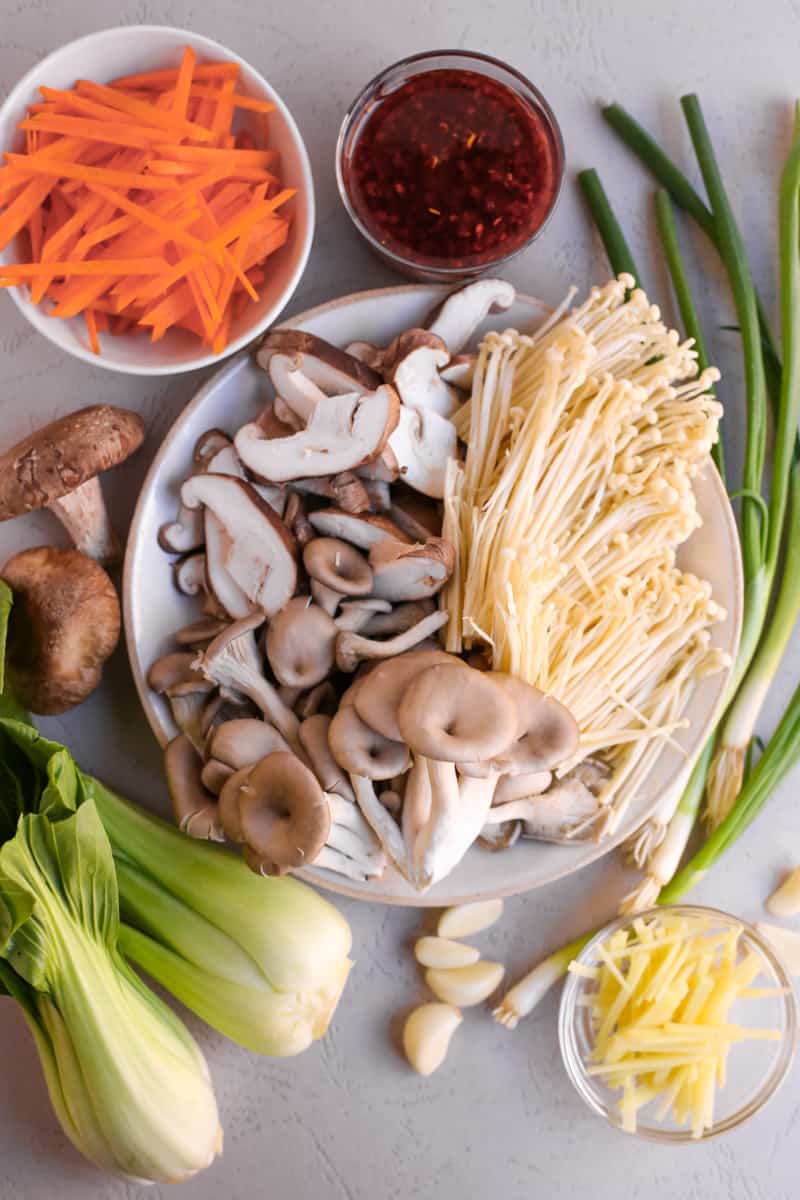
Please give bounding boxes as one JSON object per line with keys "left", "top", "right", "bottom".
{"left": 577, "top": 168, "right": 640, "bottom": 282}
{"left": 493, "top": 673, "right": 800, "bottom": 1029}
{"left": 706, "top": 128, "right": 800, "bottom": 827}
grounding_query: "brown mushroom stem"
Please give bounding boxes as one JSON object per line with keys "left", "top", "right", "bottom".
{"left": 410, "top": 758, "right": 461, "bottom": 891}
{"left": 334, "top": 598, "right": 392, "bottom": 633}
{"left": 350, "top": 773, "right": 411, "bottom": 880}
{"left": 50, "top": 476, "right": 121, "bottom": 563}
{"left": 335, "top": 609, "right": 448, "bottom": 672}
{"left": 298, "top": 714, "right": 356, "bottom": 802}
{"left": 361, "top": 599, "right": 435, "bottom": 637}
{"left": 401, "top": 756, "right": 432, "bottom": 852}
{"left": 310, "top": 579, "right": 345, "bottom": 617}
{"left": 200, "top": 758, "right": 235, "bottom": 795}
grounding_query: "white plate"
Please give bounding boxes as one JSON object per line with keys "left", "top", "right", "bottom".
{"left": 123, "top": 284, "right": 743, "bottom": 906}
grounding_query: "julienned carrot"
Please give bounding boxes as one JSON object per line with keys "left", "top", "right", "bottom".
{"left": 110, "top": 62, "right": 240, "bottom": 91}
{"left": 0, "top": 51, "right": 296, "bottom": 354}
{"left": 188, "top": 84, "right": 276, "bottom": 115}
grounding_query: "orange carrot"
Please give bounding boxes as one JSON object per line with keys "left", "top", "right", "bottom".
{"left": 74, "top": 80, "right": 215, "bottom": 141}
{"left": 110, "top": 62, "right": 240, "bottom": 91}
{"left": 189, "top": 84, "right": 276, "bottom": 114}
{"left": 85, "top": 307, "right": 100, "bottom": 354}
{"left": 172, "top": 47, "right": 196, "bottom": 122}
{"left": 0, "top": 176, "right": 54, "bottom": 252}
{"left": 0, "top": 257, "right": 169, "bottom": 277}
{"left": 19, "top": 114, "right": 170, "bottom": 148}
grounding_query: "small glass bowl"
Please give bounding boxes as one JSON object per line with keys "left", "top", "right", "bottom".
{"left": 335, "top": 49, "right": 564, "bottom": 282}
{"left": 558, "top": 905, "right": 798, "bottom": 1142}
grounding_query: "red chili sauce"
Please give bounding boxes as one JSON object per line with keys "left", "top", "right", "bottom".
{"left": 345, "top": 69, "right": 560, "bottom": 269}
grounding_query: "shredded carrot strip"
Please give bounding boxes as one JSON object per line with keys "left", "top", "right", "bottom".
{"left": 27, "top": 205, "right": 43, "bottom": 260}
{"left": 0, "top": 176, "right": 54, "bottom": 252}
{"left": 74, "top": 80, "right": 215, "bottom": 141}
{"left": 189, "top": 84, "right": 276, "bottom": 114}
{"left": 85, "top": 307, "right": 100, "bottom": 354}
{"left": 110, "top": 62, "right": 240, "bottom": 91}
{"left": 19, "top": 114, "right": 170, "bottom": 148}
{"left": 6, "top": 155, "right": 179, "bottom": 191}
{"left": 172, "top": 47, "right": 196, "bottom": 122}
{"left": 211, "top": 77, "right": 237, "bottom": 139}
{"left": 0, "top": 257, "right": 169, "bottom": 277}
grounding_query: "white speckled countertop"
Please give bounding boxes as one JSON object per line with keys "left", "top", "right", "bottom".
{"left": 1, "top": 2, "right": 800, "bottom": 1196}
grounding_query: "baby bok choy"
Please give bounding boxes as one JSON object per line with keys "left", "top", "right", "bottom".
{"left": 0, "top": 761, "right": 222, "bottom": 1182}
{"left": 0, "top": 718, "right": 354, "bottom": 1059}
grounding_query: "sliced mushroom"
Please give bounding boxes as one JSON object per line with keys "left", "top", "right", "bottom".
{"left": 360, "top": 478, "right": 391, "bottom": 511}
{"left": 235, "top": 387, "right": 400, "bottom": 483}
{"left": 193, "top": 429, "right": 232, "bottom": 466}
{"left": 181, "top": 475, "right": 298, "bottom": 617}
{"left": 209, "top": 717, "right": 291, "bottom": 770}
{"left": 491, "top": 675, "right": 579, "bottom": 774}
{"left": 291, "top": 472, "right": 371, "bottom": 514}
{"left": 229, "top": 752, "right": 332, "bottom": 876}
{"left": 265, "top": 354, "right": 327, "bottom": 424}
{"left": 361, "top": 599, "right": 435, "bottom": 637}
{"left": 335, "top": 609, "right": 449, "bottom": 672}
{"left": 205, "top": 442, "right": 246, "bottom": 479}
{"left": 398, "top": 663, "right": 517, "bottom": 763}
{"left": 298, "top": 713, "right": 355, "bottom": 801}
{"left": 352, "top": 647, "right": 454, "bottom": 741}
{"left": 388, "top": 405, "right": 458, "bottom": 499}
{"left": 357, "top": 446, "right": 401, "bottom": 483}
{"left": 303, "top": 537, "right": 373, "bottom": 600}
{"left": 381, "top": 329, "right": 460, "bottom": 418}
{"left": 344, "top": 340, "right": 384, "bottom": 370}
{"left": 174, "top": 552, "right": 207, "bottom": 597}
{"left": 307, "top": 508, "right": 411, "bottom": 550}
{"left": 425, "top": 279, "right": 516, "bottom": 355}
{"left": 164, "top": 734, "right": 224, "bottom": 842}
{"left": 257, "top": 330, "right": 382, "bottom": 396}
{"left": 334, "top": 597, "right": 392, "bottom": 633}
{"left": 439, "top": 354, "right": 477, "bottom": 391}
{"left": 328, "top": 704, "right": 410, "bottom": 780}
{"left": 265, "top": 596, "right": 338, "bottom": 688}
{"left": 388, "top": 487, "right": 442, "bottom": 542}
{"left": 158, "top": 502, "right": 205, "bottom": 555}
{"left": 283, "top": 492, "right": 315, "bottom": 547}
{"left": 203, "top": 510, "right": 254, "bottom": 619}
{"left": 194, "top": 614, "right": 302, "bottom": 753}
{"left": 0, "top": 405, "right": 145, "bottom": 564}
{"left": 369, "top": 537, "right": 454, "bottom": 602}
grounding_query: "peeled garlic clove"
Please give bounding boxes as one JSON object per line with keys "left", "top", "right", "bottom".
{"left": 756, "top": 922, "right": 800, "bottom": 974}
{"left": 403, "top": 1003, "right": 462, "bottom": 1076}
{"left": 414, "top": 936, "right": 481, "bottom": 969}
{"left": 437, "top": 898, "right": 504, "bottom": 939}
{"left": 766, "top": 868, "right": 800, "bottom": 918}
{"left": 425, "top": 961, "right": 505, "bottom": 1007}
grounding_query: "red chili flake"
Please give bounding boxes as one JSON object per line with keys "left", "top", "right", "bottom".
{"left": 345, "top": 68, "right": 558, "bottom": 268}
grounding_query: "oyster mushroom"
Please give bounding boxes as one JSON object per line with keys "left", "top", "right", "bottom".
{"left": 0, "top": 405, "right": 144, "bottom": 564}
{"left": 181, "top": 474, "right": 298, "bottom": 617}
{"left": 265, "top": 596, "right": 338, "bottom": 688}
{"left": 307, "top": 508, "right": 411, "bottom": 550}
{"left": 491, "top": 675, "right": 579, "bottom": 774}
{"left": 291, "top": 472, "right": 371, "bottom": 514}
{"left": 335, "top": 608, "right": 449, "bottom": 672}
{"left": 412, "top": 760, "right": 496, "bottom": 890}
{"left": 360, "top": 599, "right": 435, "bottom": 637}
{"left": 283, "top": 492, "right": 315, "bottom": 547}
{"left": 478, "top": 821, "right": 522, "bottom": 851}
{"left": 163, "top": 734, "right": 224, "bottom": 842}
{"left": 397, "top": 663, "right": 517, "bottom": 763}
{"left": 425, "top": 278, "right": 516, "bottom": 355}
{"left": 1, "top": 546, "right": 120, "bottom": 714}
{"left": 351, "top": 647, "right": 454, "bottom": 740}
{"left": 369, "top": 537, "right": 455, "bottom": 602}
{"left": 235, "top": 387, "right": 400, "bottom": 483}
{"left": 303, "top": 537, "right": 373, "bottom": 605}
{"left": 492, "top": 770, "right": 552, "bottom": 805}
{"left": 485, "top": 775, "right": 605, "bottom": 843}
{"left": 298, "top": 713, "right": 355, "bottom": 801}
{"left": 147, "top": 650, "right": 215, "bottom": 751}
{"left": 193, "top": 614, "right": 302, "bottom": 753}
{"left": 295, "top": 680, "right": 338, "bottom": 719}
{"left": 328, "top": 704, "right": 410, "bottom": 780}
{"left": 223, "top": 752, "right": 332, "bottom": 875}
{"left": 209, "top": 718, "right": 291, "bottom": 769}
{"left": 381, "top": 329, "right": 460, "bottom": 418}
{"left": 174, "top": 616, "right": 229, "bottom": 647}
{"left": 200, "top": 758, "right": 235, "bottom": 795}
{"left": 388, "top": 404, "right": 458, "bottom": 500}
{"left": 334, "top": 597, "right": 392, "bottom": 633}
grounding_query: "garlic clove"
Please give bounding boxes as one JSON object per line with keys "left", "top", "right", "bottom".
{"left": 756, "top": 922, "right": 800, "bottom": 975}
{"left": 414, "top": 936, "right": 480, "bottom": 969}
{"left": 403, "top": 1003, "right": 462, "bottom": 1076}
{"left": 425, "top": 961, "right": 505, "bottom": 1007}
{"left": 766, "top": 867, "right": 800, "bottom": 918}
{"left": 437, "top": 898, "right": 504, "bottom": 940}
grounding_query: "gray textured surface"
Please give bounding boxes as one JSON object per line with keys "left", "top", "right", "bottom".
{"left": 1, "top": 2, "right": 800, "bottom": 1197}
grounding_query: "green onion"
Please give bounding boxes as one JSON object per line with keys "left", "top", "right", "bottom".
{"left": 654, "top": 187, "right": 724, "bottom": 479}
{"left": 577, "top": 168, "right": 640, "bottom": 282}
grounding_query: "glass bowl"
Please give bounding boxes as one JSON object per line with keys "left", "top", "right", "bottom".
{"left": 558, "top": 905, "right": 798, "bottom": 1142}
{"left": 335, "top": 50, "right": 564, "bottom": 282}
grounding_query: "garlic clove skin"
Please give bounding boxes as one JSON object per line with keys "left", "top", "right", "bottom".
{"left": 766, "top": 867, "right": 800, "bottom": 918}
{"left": 437, "top": 898, "right": 504, "bottom": 939}
{"left": 403, "top": 1003, "right": 462, "bottom": 1076}
{"left": 414, "top": 936, "right": 480, "bottom": 969}
{"left": 425, "top": 961, "right": 505, "bottom": 1007}
{"left": 756, "top": 922, "right": 800, "bottom": 974}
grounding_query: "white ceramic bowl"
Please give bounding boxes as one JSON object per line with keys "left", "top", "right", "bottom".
{"left": 0, "top": 26, "right": 314, "bottom": 375}
{"left": 124, "top": 284, "right": 743, "bottom": 906}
